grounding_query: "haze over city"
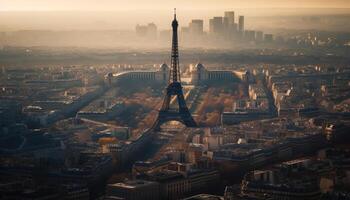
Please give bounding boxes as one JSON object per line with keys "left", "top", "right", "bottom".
{"left": 1, "top": 1, "right": 350, "bottom": 200}
{"left": 0, "top": 0, "right": 350, "bottom": 31}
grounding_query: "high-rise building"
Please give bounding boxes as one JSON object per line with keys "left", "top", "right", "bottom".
{"left": 256, "top": 31, "right": 263, "bottom": 42}
{"left": 189, "top": 19, "right": 204, "bottom": 36}
{"left": 159, "top": 30, "right": 171, "bottom": 42}
{"left": 233, "top": 23, "right": 238, "bottom": 32}
{"left": 135, "top": 23, "right": 157, "bottom": 39}
{"left": 135, "top": 24, "right": 148, "bottom": 37}
{"left": 244, "top": 30, "right": 256, "bottom": 41}
{"left": 224, "top": 11, "right": 236, "bottom": 39}
{"left": 224, "top": 11, "right": 235, "bottom": 25}
{"left": 264, "top": 34, "right": 274, "bottom": 43}
{"left": 238, "top": 16, "right": 244, "bottom": 33}
{"left": 147, "top": 23, "right": 157, "bottom": 39}
{"left": 209, "top": 17, "right": 224, "bottom": 35}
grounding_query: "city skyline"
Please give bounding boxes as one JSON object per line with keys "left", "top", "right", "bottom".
{"left": 1, "top": 9, "right": 348, "bottom": 50}
{"left": 1, "top": 9, "right": 349, "bottom": 33}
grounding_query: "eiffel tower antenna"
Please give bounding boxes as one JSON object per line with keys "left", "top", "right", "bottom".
{"left": 170, "top": 7, "right": 180, "bottom": 83}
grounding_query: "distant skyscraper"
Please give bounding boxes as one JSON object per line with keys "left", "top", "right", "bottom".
{"left": 264, "top": 34, "right": 274, "bottom": 43}
{"left": 147, "top": 23, "right": 157, "bottom": 39}
{"left": 244, "top": 30, "right": 256, "bottom": 41}
{"left": 135, "top": 23, "right": 157, "bottom": 39}
{"left": 224, "top": 11, "right": 235, "bottom": 25}
{"left": 189, "top": 19, "right": 204, "bottom": 36}
{"left": 209, "top": 17, "right": 224, "bottom": 35}
{"left": 238, "top": 16, "right": 244, "bottom": 33}
{"left": 233, "top": 23, "right": 238, "bottom": 32}
{"left": 256, "top": 31, "right": 263, "bottom": 42}
{"left": 224, "top": 11, "right": 236, "bottom": 38}
{"left": 135, "top": 24, "right": 148, "bottom": 37}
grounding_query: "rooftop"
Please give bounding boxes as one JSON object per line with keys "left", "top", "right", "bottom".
{"left": 108, "top": 180, "right": 157, "bottom": 189}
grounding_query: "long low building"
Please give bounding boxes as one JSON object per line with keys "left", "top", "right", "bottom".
{"left": 106, "top": 180, "right": 160, "bottom": 200}
{"left": 77, "top": 101, "right": 126, "bottom": 121}
{"left": 190, "top": 63, "right": 243, "bottom": 84}
{"left": 140, "top": 168, "right": 220, "bottom": 200}
{"left": 212, "top": 133, "right": 327, "bottom": 171}
{"left": 241, "top": 169, "right": 321, "bottom": 200}
{"left": 105, "top": 63, "right": 169, "bottom": 85}
{"left": 105, "top": 63, "right": 249, "bottom": 86}
{"left": 222, "top": 111, "right": 272, "bottom": 125}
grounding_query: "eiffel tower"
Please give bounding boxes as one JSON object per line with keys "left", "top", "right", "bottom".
{"left": 153, "top": 9, "right": 197, "bottom": 131}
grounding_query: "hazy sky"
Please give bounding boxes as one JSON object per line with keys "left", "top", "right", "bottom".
{"left": 0, "top": 0, "right": 349, "bottom": 31}
{"left": 1, "top": 0, "right": 350, "bottom": 11}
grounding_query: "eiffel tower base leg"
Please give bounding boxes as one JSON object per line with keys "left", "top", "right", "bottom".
{"left": 153, "top": 110, "right": 197, "bottom": 131}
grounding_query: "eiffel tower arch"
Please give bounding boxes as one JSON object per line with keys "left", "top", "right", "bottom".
{"left": 153, "top": 9, "right": 197, "bottom": 131}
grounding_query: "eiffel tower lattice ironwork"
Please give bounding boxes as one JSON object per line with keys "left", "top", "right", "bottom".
{"left": 152, "top": 9, "right": 197, "bottom": 131}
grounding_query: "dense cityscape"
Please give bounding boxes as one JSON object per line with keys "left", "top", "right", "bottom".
{"left": 1, "top": 1, "right": 350, "bottom": 200}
